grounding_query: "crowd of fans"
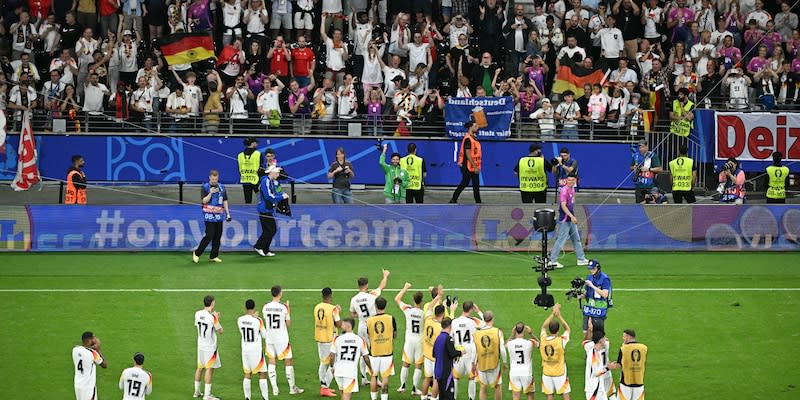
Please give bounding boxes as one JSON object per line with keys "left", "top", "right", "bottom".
{"left": 0, "top": 0, "right": 798, "bottom": 136}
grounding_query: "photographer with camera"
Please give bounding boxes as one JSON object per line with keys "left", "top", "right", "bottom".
{"left": 380, "top": 144, "right": 410, "bottom": 204}
{"left": 718, "top": 157, "right": 746, "bottom": 204}
{"left": 630, "top": 140, "right": 662, "bottom": 203}
{"left": 580, "top": 260, "right": 612, "bottom": 334}
{"left": 514, "top": 144, "right": 552, "bottom": 203}
{"left": 255, "top": 166, "right": 290, "bottom": 258}
{"left": 551, "top": 147, "right": 578, "bottom": 194}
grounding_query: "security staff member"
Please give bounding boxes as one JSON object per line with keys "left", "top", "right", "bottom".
{"left": 609, "top": 329, "right": 648, "bottom": 400}
{"left": 450, "top": 119, "right": 482, "bottom": 204}
{"left": 401, "top": 143, "right": 427, "bottom": 204}
{"left": 766, "top": 151, "right": 790, "bottom": 203}
{"left": 238, "top": 137, "right": 263, "bottom": 204}
{"left": 255, "top": 166, "right": 289, "bottom": 258}
{"left": 65, "top": 154, "right": 88, "bottom": 205}
{"left": 514, "top": 144, "right": 551, "bottom": 203}
{"left": 669, "top": 87, "right": 694, "bottom": 138}
{"left": 366, "top": 297, "right": 397, "bottom": 398}
{"left": 192, "top": 170, "right": 231, "bottom": 263}
{"left": 668, "top": 145, "right": 697, "bottom": 203}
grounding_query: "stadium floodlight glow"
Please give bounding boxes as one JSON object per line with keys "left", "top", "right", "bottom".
{"left": 532, "top": 209, "right": 556, "bottom": 309}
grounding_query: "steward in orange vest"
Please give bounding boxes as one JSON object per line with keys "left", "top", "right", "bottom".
{"left": 65, "top": 155, "right": 87, "bottom": 204}
{"left": 449, "top": 119, "right": 483, "bottom": 203}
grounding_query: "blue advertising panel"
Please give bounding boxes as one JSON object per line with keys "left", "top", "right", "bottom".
{"left": 0, "top": 135, "right": 637, "bottom": 189}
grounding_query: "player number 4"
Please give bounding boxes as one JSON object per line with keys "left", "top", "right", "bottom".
{"left": 76, "top": 359, "right": 83, "bottom": 374}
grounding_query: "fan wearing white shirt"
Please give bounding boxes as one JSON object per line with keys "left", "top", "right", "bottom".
{"left": 609, "top": 58, "right": 638, "bottom": 85}
{"left": 505, "top": 4, "right": 533, "bottom": 74}
{"left": 320, "top": 24, "right": 348, "bottom": 87}
{"left": 691, "top": 31, "right": 717, "bottom": 77}
{"left": 50, "top": 49, "right": 79, "bottom": 86}
{"left": 42, "top": 70, "right": 66, "bottom": 111}
{"left": 556, "top": 36, "right": 586, "bottom": 70}
{"left": 381, "top": 55, "right": 406, "bottom": 98}
{"left": 598, "top": 15, "right": 624, "bottom": 70}
{"left": 227, "top": 75, "right": 255, "bottom": 119}
{"left": 83, "top": 72, "right": 111, "bottom": 115}
{"left": 166, "top": 86, "right": 189, "bottom": 128}
{"left": 443, "top": 14, "right": 473, "bottom": 48}
{"left": 745, "top": 0, "right": 770, "bottom": 30}
{"left": 38, "top": 14, "right": 61, "bottom": 54}
{"left": 257, "top": 75, "right": 285, "bottom": 126}
{"left": 338, "top": 74, "right": 359, "bottom": 119}
{"left": 402, "top": 32, "right": 432, "bottom": 81}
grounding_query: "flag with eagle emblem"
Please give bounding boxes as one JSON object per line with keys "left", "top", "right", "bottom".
{"left": 157, "top": 32, "right": 216, "bottom": 66}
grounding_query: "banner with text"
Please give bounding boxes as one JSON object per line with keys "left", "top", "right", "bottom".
{"left": 1, "top": 205, "right": 798, "bottom": 252}
{"left": 445, "top": 96, "right": 514, "bottom": 140}
{"left": 715, "top": 112, "right": 800, "bottom": 161}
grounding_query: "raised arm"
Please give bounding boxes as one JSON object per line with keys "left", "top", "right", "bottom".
{"left": 395, "top": 282, "right": 412, "bottom": 307}
{"left": 377, "top": 269, "right": 390, "bottom": 291}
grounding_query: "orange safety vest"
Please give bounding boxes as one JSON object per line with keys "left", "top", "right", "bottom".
{"left": 458, "top": 135, "right": 482, "bottom": 173}
{"left": 65, "top": 170, "right": 87, "bottom": 204}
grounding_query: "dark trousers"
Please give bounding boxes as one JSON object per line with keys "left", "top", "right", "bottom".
{"left": 672, "top": 190, "right": 697, "bottom": 204}
{"left": 242, "top": 183, "right": 258, "bottom": 204}
{"left": 521, "top": 190, "right": 547, "bottom": 203}
{"left": 437, "top": 375, "right": 455, "bottom": 400}
{"left": 766, "top": 197, "right": 786, "bottom": 203}
{"left": 450, "top": 167, "right": 481, "bottom": 203}
{"left": 406, "top": 188, "right": 424, "bottom": 203}
{"left": 255, "top": 214, "right": 277, "bottom": 251}
{"left": 195, "top": 221, "right": 223, "bottom": 259}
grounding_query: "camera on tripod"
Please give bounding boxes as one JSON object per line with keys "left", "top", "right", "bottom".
{"left": 532, "top": 209, "right": 557, "bottom": 309}
{"left": 565, "top": 277, "right": 585, "bottom": 300}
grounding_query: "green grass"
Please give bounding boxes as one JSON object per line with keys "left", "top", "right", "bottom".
{"left": 1, "top": 251, "right": 799, "bottom": 399}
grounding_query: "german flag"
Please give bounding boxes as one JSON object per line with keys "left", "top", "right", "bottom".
{"left": 642, "top": 110, "right": 656, "bottom": 133}
{"left": 157, "top": 32, "right": 216, "bottom": 65}
{"left": 552, "top": 55, "right": 605, "bottom": 98}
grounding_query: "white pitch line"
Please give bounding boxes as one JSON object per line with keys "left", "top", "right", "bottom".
{"left": 0, "top": 288, "right": 798, "bottom": 293}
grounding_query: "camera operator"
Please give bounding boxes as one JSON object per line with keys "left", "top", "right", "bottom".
{"left": 718, "top": 157, "right": 746, "bottom": 204}
{"left": 630, "top": 140, "right": 662, "bottom": 203}
{"left": 514, "top": 144, "right": 552, "bottom": 203}
{"left": 551, "top": 147, "right": 578, "bottom": 194}
{"left": 580, "top": 260, "right": 612, "bottom": 334}
{"left": 379, "top": 144, "right": 410, "bottom": 204}
{"left": 640, "top": 187, "right": 668, "bottom": 204}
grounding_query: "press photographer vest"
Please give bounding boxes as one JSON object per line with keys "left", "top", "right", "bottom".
{"left": 201, "top": 182, "right": 226, "bottom": 222}
{"left": 766, "top": 165, "right": 789, "bottom": 199}
{"left": 669, "top": 156, "right": 694, "bottom": 191}
{"left": 633, "top": 151, "right": 656, "bottom": 187}
{"left": 238, "top": 150, "right": 262, "bottom": 185}
{"left": 669, "top": 99, "right": 693, "bottom": 137}
{"left": 401, "top": 154, "right": 423, "bottom": 190}
{"left": 582, "top": 272, "right": 612, "bottom": 318}
{"left": 518, "top": 156, "right": 547, "bottom": 192}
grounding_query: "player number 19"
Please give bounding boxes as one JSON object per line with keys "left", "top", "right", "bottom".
{"left": 127, "top": 379, "right": 142, "bottom": 396}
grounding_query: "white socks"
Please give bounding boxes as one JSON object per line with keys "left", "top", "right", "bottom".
{"left": 259, "top": 379, "right": 270, "bottom": 399}
{"left": 268, "top": 364, "right": 278, "bottom": 391}
{"left": 360, "top": 357, "right": 369, "bottom": 380}
{"left": 400, "top": 366, "right": 409, "bottom": 389}
{"left": 371, "top": 392, "right": 379, "bottom": 400}
{"left": 194, "top": 380, "right": 201, "bottom": 394}
{"left": 454, "top": 378, "right": 460, "bottom": 399}
{"left": 319, "top": 364, "right": 328, "bottom": 387}
{"left": 244, "top": 378, "right": 252, "bottom": 399}
{"left": 413, "top": 369, "right": 422, "bottom": 391}
{"left": 204, "top": 383, "right": 212, "bottom": 397}
{"left": 286, "top": 366, "right": 296, "bottom": 389}
{"left": 381, "top": 393, "right": 389, "bottom": 400}
{"left": 468, "top": 379, "right": 476, "bottom": 400}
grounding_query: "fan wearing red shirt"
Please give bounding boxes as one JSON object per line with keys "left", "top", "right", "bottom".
{"left": 290, "top": 35, "right": 315, "bottom": 89}
{"left": 268, "top": 35, "right": 292, "bottom": 85}
{"left": 99, "top": 0, "right": 121, "bottom": 38}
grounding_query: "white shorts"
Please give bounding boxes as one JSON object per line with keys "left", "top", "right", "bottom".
{"left": 423, "top": 358, "right": 435, "bottom": 378}
{"left": 402, "top": 338, "right": 424, "bottom": 366}
{"left": 198, "top": 348, "right": 221, "bottom": 369}
{"left": 541, "top": 374, "right": 570, "bottom": 395}
{"left": 477, "top": 367, "right": 502, "bottom": 387}
{"left": 453, "top": 353, "right": 476, "bottom": 379}
{"left": 619, "top": 384, "right": 644, "bottom": 400}
{"left": 508, "top": 375, "right": 535, "bottom": 394}
{"left": 270, "top": 12, "right": 293, "bottom": 30}
{"left": 318, "top": 342, "right": 332, "bottom": 364}
{"left": 74, "top": 384, "right": 96, "bottom": 400}
{"left": 369, "top": 355, "right": 396, "bottom": 379}
{"left": 242, "top": 350, "right": 268, "bottom": 374}
{"left": 265, "top": 339, "right": 292, "bottom": 360}
{"left": 294, "top": 11, "right": 314, "bottom": 29}
{"left": 335, "top": 376, "right": 359, "bottom": 394}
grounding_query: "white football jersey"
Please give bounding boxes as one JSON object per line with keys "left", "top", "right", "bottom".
{"left": 73, "top": 346, "right": 103, "bottom": 387}
{"left": 237, "top": 313, "right": 268, "bottom": 353}
{"left": 195, "top": 309, "right": 222, "bottom": 351}
{"left": 399, "top": 302, "right": 425, "bottom": 339}
{"left": 261, "top": 301, "right": 290, "bottom": 341}
{"left": 349, "top": 289, "right": 381, "bottom": 322}
{"left": 119, "top": 366, "right": 153, "bottom": 399}
{"left": 452, "top": 315, "right": 484, "bottom": 354}
{"left": 506, "top": 338, "right": 536, "bottom": 377}
{"left": 583, "top": 339, "right": 611, "bottom": 392}
{"left": 330, "top": 332, "right": 369, "bottom": 378}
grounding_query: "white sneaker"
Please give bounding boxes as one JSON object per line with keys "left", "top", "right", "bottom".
{"left": 203, "top": 395, "right": 220, "bottom": 400}
{"left": 361, "top": 378, "right": 370, "bottom": 386}
{"left": 548, "top": 262, "right": 564, "bottom": 269}
{"left": 192, "top": 251, "right": 199, "bottom": 263}
{"left": 272, "top": 390, "right": 280, "bottom": 397}
{"left": 577, "top": 259, "right": 590, "bottom": 266}
{"left": 192, "top": 392, "right": 202, "bottom": 398}
{"left": 289, "top": 387, "right": 305, "bottom": 395}
{"left": 254, "top": 247, "right": 266, "bottom": 257}
{"left": 266, "top": 252, "right": 276, "bottom": 257}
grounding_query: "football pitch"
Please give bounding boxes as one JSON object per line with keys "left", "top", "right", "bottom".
{"left": 1, "top": 251, "right": 799, "bottom": 400}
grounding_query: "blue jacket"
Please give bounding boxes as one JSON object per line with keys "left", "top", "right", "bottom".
{"left": 257, "top": 176, "right": 284, "bottom": 215}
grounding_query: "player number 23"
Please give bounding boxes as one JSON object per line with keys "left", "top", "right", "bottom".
{"left": 339, "top": 345, "right": 358, "bottom": 361}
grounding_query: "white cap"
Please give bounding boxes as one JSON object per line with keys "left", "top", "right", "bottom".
{"left": 122, "top": 30, "right": 132, "bottom": 36}
{"left": 541, "top": 97, "right": 551, "bottom": 104}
